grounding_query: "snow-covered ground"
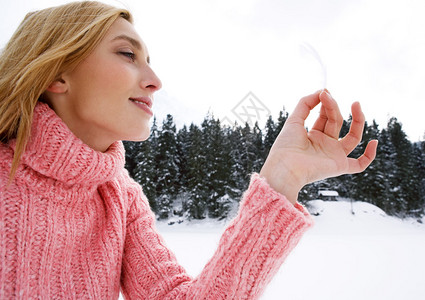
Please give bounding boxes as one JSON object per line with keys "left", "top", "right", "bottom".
{"left": 122, "top": 200, "right": 425, "bottom": 299}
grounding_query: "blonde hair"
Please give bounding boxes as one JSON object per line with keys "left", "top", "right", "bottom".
{"left": 0, "top": 1, "right": 132, "bottom": 181}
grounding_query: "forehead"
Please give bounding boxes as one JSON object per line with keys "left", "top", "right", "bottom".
{"left": 105, "top": 18, "right": 148, "bottom": 53}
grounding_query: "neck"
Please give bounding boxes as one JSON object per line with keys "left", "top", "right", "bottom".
{"left": 8, "top": 102, "right": 125, "bottom": 186}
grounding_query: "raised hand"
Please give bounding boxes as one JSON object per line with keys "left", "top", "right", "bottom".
{"left": 259, "top": 89, "right": 378, "bottom": 204}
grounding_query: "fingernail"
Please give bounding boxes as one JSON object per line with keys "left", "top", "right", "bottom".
{"left": 320, "top": 89, "right": 331, "bottom": 100}
{"left": 324, "top": 89, "right": 331, "bottom": 97}
{"left": 353, "top": 101, "right": 361, "bottom": 110}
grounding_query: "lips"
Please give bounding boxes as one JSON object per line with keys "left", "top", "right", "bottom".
{"left": 129, "top": 96, "right": 153, "bottom": 108}
{"left": 129, "top": 96, "right": 153, "bottom": 116}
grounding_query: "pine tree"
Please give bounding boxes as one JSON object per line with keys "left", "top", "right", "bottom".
{"left": 411, "top": 141, "right": 425, "bottom": 217}
{"left": 123, "top": 141, "right": 138, "bottom": 179}
{"left": 386, "top": 117, "right": 416, "bottom": 216}
{"left": 376, "top": 128, "right": 399, "bottom": 214}
{"left": 183, "top": 123, "right": 208, "bottom": 219}
{"left": 228, "top": 124, "right": 249, "bottom": 195}
{"left": 252, "top": 122, "right": 265, "bottom": 173}
{"left": 201, "top": 115, "right": 233, "bottom": 218}
{"left": 133, "top": 138, "right": 157, "bottom": 211}
{"left": 240, "top": 123, "right": 256, "bottom": 175}
{"left": 275, "top": 108, "right": 288, "bottom": 137}
{"left": 263, "top": 115, "right": 276, "bottom": 159}
{"left": 222, "top": 125, "right": 242, "bottom": 200}
{"left": 176, "top": 125, "right": 190, "bottom": 193}
{"left": 123, "top": 118, "right": 159, "bottom": 212}
{"left": 155, "top": 114, "right": 179, "bottom": 219}
{"left": 359, "top": 121, "right": 387, "bottom": 207}
{"left": 350, "top": 120, "right": 381, "bottom": 203}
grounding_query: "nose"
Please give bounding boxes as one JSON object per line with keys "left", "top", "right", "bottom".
{"left": 140, "top": 64, "right": 162, "bottom": 92}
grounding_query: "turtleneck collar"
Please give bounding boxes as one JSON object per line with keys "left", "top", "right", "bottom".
{"left": 9, "top": 102, "right": 126, "bottom": 186}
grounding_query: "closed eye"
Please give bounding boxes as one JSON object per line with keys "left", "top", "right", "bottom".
{"left": 119, "top": 51, "right": 135, "bottom": 61}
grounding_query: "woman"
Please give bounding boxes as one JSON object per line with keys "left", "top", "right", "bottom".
{"left": 0, "top": 1, "right": 378, "bottom": 299}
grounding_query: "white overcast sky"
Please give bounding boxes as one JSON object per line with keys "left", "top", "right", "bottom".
{"left": 1, "top": 0, "right": 424, "bottom": 141}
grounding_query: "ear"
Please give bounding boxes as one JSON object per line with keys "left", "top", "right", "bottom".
{"left": 46, "top": 78, "right": 68, "bottom": 94}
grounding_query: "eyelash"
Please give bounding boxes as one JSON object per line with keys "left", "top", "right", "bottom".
{"left": 119, "top": 51, "right": 135, "bottom": 61}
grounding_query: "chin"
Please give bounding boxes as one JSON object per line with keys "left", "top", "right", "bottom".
{"left": 139, "top": 134, "right": 150, "bottom": 141}
{"left": 140, "top": 128, "right": 151, "bottom": 141}
{"left": 124, "top": 122, "right": 151, "bottom": 141}
{"left": 127, "top": 130, "right": 151, "bottom": 142}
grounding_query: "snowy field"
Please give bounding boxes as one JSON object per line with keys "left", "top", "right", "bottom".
{"left": 122, "top": 200, "right": 425, "bottom": 299}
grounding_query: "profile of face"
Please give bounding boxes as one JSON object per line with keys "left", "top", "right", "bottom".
{"left": 44, "top": 18, "right": 162, "bottom": 152}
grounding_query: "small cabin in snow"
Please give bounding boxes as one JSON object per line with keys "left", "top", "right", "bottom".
{"left": 318, "top": 190, "right": 339, "bottom": 201}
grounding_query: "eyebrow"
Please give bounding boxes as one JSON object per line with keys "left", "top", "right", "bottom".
{"left": 112, "top": 34, "right": 142, "bottom": 50}
{"left": 112, "top": 34, "right": 151, "bottom": 63}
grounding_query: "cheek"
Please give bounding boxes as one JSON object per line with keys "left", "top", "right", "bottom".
{"left": 77, "top": 56, "right": 137, "bottom": 97}
{"left": 88, "top": 70, "right": 126, "bottom": 97}
{"left": 103, "top": 63, "right": 137, "bottom": 90}
{"left": 69, "top": 56, "right": 140, "bottom": 122}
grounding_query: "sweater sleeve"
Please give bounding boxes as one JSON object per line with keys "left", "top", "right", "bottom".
{"left": 120, "top": 173, "right": 314, "bottom": 300}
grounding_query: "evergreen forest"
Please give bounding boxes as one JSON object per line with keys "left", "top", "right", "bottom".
{"left": 124, "top": 110, "right": 425, "bottom": 221}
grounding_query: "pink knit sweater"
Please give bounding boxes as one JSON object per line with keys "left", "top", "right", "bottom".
{"left": 0, "top": 102, "right": 313, "bottom": 299}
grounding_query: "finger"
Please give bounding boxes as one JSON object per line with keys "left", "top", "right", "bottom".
{"left": 318, "top": 90, "right": 344, "bottom": 139}
{"left": 346, "top": 140, "right": 378, "bottom": 174}
{"left": 311, "top": 104, "right": 327, "bottom": 132}
{"left": 340, "top": 102, "right": 366, "bottom": 155}
{"left": 286, "top": 90, "right": 321, "bottom": 126}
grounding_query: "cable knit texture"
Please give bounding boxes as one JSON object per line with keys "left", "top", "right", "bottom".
{"left": 0, "top": 102, "right": 313, "bottom": 299}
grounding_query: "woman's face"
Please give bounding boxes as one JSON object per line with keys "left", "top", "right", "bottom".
{"left": 47, "top": 18, "right": 162, "bottom": 152}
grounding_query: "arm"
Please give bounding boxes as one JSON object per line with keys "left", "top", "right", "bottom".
{"left": 120, "top": 174, "right": 313, "bottom": 300}
{"left": 120, "top": 89, "right": 376, "bottom": 299}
